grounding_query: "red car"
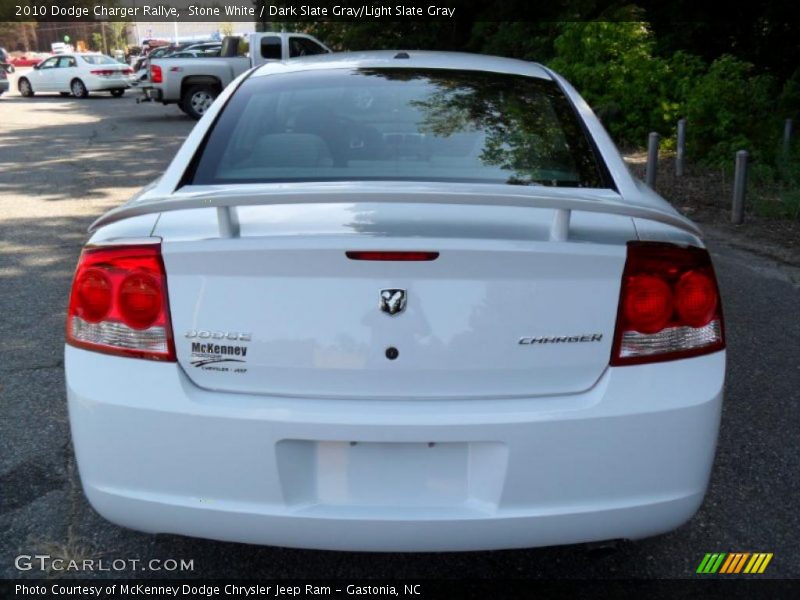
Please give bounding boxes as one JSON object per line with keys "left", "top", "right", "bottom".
{"left": 9, "top": 54, "right": 44, "bottom": 67}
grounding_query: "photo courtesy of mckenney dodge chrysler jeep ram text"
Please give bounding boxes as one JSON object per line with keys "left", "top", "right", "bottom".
{"left": 65, "top": 51, "right": 726, "bottom": 551}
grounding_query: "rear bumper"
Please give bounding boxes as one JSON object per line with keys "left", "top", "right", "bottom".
{"left": 66, "top": 346, "right": 725, "bottom": 551}
{"left": 138, "top": 86, "right": 171, "bottom": 104}
{"left": 85, "top": 76, "right": 130, "bottom": 91}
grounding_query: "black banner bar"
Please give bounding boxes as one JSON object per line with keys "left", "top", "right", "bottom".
{"left": 4, "top": 580, "right": 800, "bottom": 600}
{"left": 3, "top": 0, "right": 800, "bottom": 23}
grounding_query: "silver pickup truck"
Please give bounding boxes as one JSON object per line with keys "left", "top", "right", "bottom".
{"left": 140, "top": 32, "right": 330, "bottom": 119}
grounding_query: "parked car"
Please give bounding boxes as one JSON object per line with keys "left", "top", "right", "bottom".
{"left": 180, "top": 41, "right": 222, "bottom": 54}
{"left": 125, "top": 46, "right": 143, "bottom": 63}
{"left": 140, "top": 32, "right": 330, "bottom": 119}
{"left": 131, "top": 44, "right": 181, "bottom": 72}
{"left": 9, "top": 53, "right": 44, "bottom": 67}
{"left": 166, "top": 49, "right": 221, "bottom": 59}
{"left": 17, "top": 53, "right": 134, "bottom": 98}
{"left": 66, "top": 51, "right": 726, "bottom": 551}
{"left": 0, "top": 48, "right": 14, "bottom": 78}
{"left": 131, "top": 43, "right": 208, "bottom": 87}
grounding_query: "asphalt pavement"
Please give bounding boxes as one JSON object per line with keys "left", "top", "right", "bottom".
{"left": 0, "top": 77, "right": 798, "bottom": 579}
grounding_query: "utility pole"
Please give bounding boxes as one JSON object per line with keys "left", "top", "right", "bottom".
{"left": 132, "top": 0, "right": 140, "bottom": 45}
{"left": 254, "top": 0, "right": 270, "bottom": 32}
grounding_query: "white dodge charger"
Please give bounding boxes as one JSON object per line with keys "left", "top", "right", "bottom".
{"left": 65, "top": 51, "right": 725, "bottom": 551}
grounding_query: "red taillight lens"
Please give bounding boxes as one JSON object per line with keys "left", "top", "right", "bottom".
{"left": 122, "top": 68, "right": 133, "bottom": 75}
{"left": 66, "top": 244, "right": 175, "bottom": 361}
{"left": 119, "top": 273, "right": 163, "bottom": 329}
{"left": 611, "top": 242, "right": 724, "bottom": 366}
{"left": 150, "top": 64, "right": 162, "bottom": 83}
{"left": 345, "top": 251, "right": 439, "bottom": 261}
{"left": 90, "top": 69, "right": 114, "bottom": 76}
{"left": 74, "top": 268, "right": 112, "bottom": 322}
{"left": 621, "top": 274, "right": 673, "bottom": 334}
{"left": 674, "top": 270, "right": 718, "bottom": 327}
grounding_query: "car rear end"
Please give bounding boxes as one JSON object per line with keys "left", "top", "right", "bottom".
{"left": 84, "top": 66, "right": 134, "bottom": 91}
{"left": 65, "top": 57, "right": 725, "bottom": 551}
{"left": 79, "top": 55, "right": 134, "bottom": 91}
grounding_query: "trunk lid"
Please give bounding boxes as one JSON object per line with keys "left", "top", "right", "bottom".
{"left": 158, "top": 197, "right": 633, "bottom": 399}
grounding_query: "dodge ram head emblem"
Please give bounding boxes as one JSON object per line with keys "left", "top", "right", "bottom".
{"left": 380, "top": 289, "right": 407, "bottom": 316}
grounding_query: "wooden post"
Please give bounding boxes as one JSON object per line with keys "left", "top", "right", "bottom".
{"left": 676, "top": 119, "right": 686, "bottom": 176}
{"left": 645, "top": 132, "right": 659, "bottom": 188}
{"left": 731, "top": 150, "right": 748, "bottom": 225}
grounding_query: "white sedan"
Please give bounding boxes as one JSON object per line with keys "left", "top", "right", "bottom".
{"left": 65, "top": 51, "right": 726, "bottom": 551}
{"left": 18, "top": 52, "right": 133, "bottom": 98}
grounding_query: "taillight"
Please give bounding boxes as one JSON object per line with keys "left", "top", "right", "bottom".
{"left": 150, "top": 64, "right": 162, "bottom": 83}
{"left": 90, "top": 69, "right": 115, "bottom": 76}
{"left": 610, "top": 242, "right": 724, "bottom": 366}
{"left": 122, "top": 68, "right": 133, "bottom": 75}
{"left": 66, "top": 243, "right": 176, "bottom": 361}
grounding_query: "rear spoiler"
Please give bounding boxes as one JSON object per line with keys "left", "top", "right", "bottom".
{"left": 89, "top": 188, "right": 702, "bottom": 240}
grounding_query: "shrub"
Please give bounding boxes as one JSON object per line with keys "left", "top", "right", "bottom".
{"left": 684, "top": 55, "right": 778, "bottom": 165}
{"left": 548, "top": 21, "right": 683, "bottom": 145}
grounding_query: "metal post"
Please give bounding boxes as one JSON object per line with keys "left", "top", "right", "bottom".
{"left": 676, "top": 119, "right": 686, "bottom": 176}
{"left": 784, "top": 118, "right": 793, "bottom": 156}
{"left": 645, "top": 132, "right": 659, "bottom": 188}
{"left": 731, "top": 150, "right": 748, "bottom": 225}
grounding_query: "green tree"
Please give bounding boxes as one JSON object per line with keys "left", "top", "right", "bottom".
{"left": 108, "top": 22, "right": 129, "bottom": 51}
{"left": 469, "top": 21, "right": 560, "bottom": 62}
{"left": 548, "top": 20, "right": 679, "bottom": 145}
{"left": 685, "top": 55, "right": 777, "bottom": 164}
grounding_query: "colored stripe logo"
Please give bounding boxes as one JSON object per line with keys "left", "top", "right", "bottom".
{"left": 697, "top": 553, "right": 773, "bottom": 574}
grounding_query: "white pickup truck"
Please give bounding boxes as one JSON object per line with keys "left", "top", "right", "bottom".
{"left": 140, "top": 32, "right": 330, "bottom": 119}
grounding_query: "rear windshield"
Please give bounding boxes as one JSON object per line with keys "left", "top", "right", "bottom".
{"left": 190, "top": 68, "right": 608, "bottom": 188}
{"left": 80, "top": 55, "right": 118, "bottom": 65}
